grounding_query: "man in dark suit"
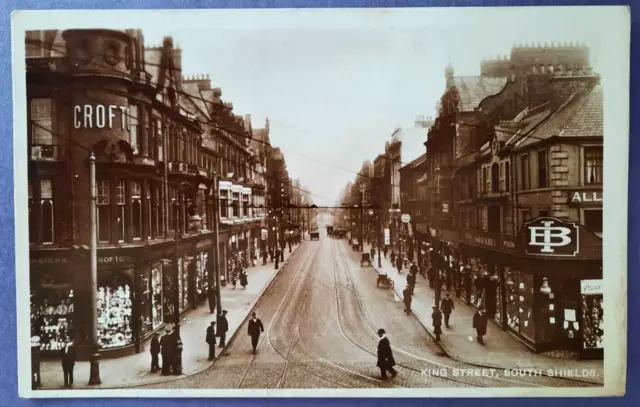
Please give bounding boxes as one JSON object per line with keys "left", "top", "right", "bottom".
{"left": 432, "top": 306, "right": 443, "bottom": 342}
{"left": 395, "top": 254, "right": 403, "bottom": 274}
{"left": 440, "top": 293, "right": 455, "bottom": 328}
{"left": 206, "top": 321, "right": 217, "bottom": 360}
{"left": 160, "top": 327, "right": 173, "bottom": 375}
{"left": 60, "top": 338, "right": 76, "bottom": 388}
{"left": 247, "top": 312, "right": 265, "bottom": 354}
{"left": 473, "top": 307, "right": 488, "bottom": 345}
{"left": 217, "top": 310, "right": 229, "bottom": 347}
{"left": 376, "top": 329, "right": 397, "bottom": 380}
{"left": 150, "top": 334, "right": 161, "bottom": 372}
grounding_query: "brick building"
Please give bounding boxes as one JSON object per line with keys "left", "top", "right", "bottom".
{"left": 26, "top": 29, "right": 272, "bottom": 360}
{"left": 426, "top": 44, "right": 603, "bottom": 357}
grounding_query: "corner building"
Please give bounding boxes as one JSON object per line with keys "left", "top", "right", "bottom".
{"left": 26, "top": 29, "right": 266, "bottom": 360}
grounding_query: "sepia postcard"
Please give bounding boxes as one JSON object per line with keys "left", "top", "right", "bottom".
{"left": 12, "top": 6, "right": 629, "bottom": 398}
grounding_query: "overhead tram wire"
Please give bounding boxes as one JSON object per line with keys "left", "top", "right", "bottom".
{"left": 30, "top": 40, "right": 556, "bottom": 198}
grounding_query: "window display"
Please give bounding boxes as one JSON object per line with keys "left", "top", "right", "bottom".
{"left": 581, "top": 294, "right": 603, "bottom": 349}
{"left": 97, "top": 272, "right": 133, "bottom": 349}
{"left": 505, "top": 267, "right": 520, "bottom": 332}
{"left": 162, "top": 266, "right": 176, "bottom": 320}
{"left": 139, "top": 268, "right": 152, "bottom": 336}
{"left": 518, "top": 271, "right": 535, "bottom": 341}
{"left": 151, "top": 265, "right": 163, "bottom": 328}
{"left": 178, "top": 258, "right": 184, "bottom": 312}
{"left": 195, "top": 252, "right": 208, "bottom": 303}
{"left": 31, "top": 285, "right": 75, "bottom": 351}
{"left": 182, "top": 254, "right": 192, "bottom": 310}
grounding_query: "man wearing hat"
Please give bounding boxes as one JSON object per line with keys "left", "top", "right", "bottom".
{"left": 473, "top": 307, "right": 488, "bottom": 345}
{"left": 248, "top": 312, "right": 265, "bottom": 354}
{"left": 376, "top": 328, "right": 397, "bottom": 380}
{"left": 160, "top": 327, "right": 174, "bottom": 375}
{"left": 206, "top": 321, "right": 217, "bottom": 360}
{"left": 440, "top": 293, "right": 455, "bottom": 328}
{"left": 432, "top": 306, "right": 443, "bottom": 342}
{"left": 217, "top": 310, "right": 229, "bottom": 347}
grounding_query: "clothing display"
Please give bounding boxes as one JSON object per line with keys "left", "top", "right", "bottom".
{"left": 151, "top": 267, "right": 163, "bottom": 329}
{"left": 581, "top": 294, "right": 603, "bottom": 349}
{"left": 97, "top": 284, "right": 133, "bottom": 348}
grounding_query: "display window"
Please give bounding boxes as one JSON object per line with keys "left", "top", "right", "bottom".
{"left": 97, "top": 271, "right": 133, "bottom": 349}
{"left": 151, "top": 265, "right": 163, "bottom": 328}
{"left": 195, "top": 252, "right": 208, "bottom": 303}
{"left": 162, "top": 265, "right": 176, "bottom": 320}
{"left": 505, "top": 267, "right": 521, "bottom": 332}
{"left": 581, "top": 293, "right": 603, "bottom": 349}
{"left": 177, "top": 258, "right": 184, "bottom": 312}
{"left": 139, "top": 267, "right": 153, "bottom": 336}
{"left": 518, "top": 271, "right": 535, "bottom": 341}
{"left": 181, "top": 254, "right": 193, "bottom": 311}
{"left": 31, "top": 273, "right": 75, "bottom": 351}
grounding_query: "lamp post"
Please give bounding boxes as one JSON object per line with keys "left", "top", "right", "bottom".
{"left": 172, "top": 181, "right": 191, "bottom": 376}
{"left": 212, "top": 173, "right": 222, "bottom": 314}
{"left": 88, "top": 153, "right": 101, "bottom": 385}
{"left": 434, "top": 167, "right": 442, "bottom": 309}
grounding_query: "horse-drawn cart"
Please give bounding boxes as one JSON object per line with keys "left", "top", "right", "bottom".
{"left": 376, "top": 272, "right": 394, "bottom": 289}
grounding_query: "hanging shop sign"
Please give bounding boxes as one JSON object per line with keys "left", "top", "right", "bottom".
{"left": 73, "top": 104, "right": 132, "bottom": 130}
{"left": 401, "top": 214, "right": 411, "bottom": 223}
{"left": 261, "top": 229, "right": 268, "bottom": 240}
{"left": 570, "top": 191, "right": 603, "bottom": 205}
{"left": 524, "top": 217, "right": 579, "bottom": 257}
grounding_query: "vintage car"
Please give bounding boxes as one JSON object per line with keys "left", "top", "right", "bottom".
{"left": 310, "top": 228, "right": 320, "bottom": 240}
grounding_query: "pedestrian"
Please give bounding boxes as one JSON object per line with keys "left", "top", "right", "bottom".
{"left": 409, "top": 261, "right": 418, "bottom": 276}
{"left": 383, "top": 245, "right": 388, "bottom": 259}
{"left": 288, "top": 237, "right": 292, "bottom": 253}
{"left": 402, "top": 285, "right": 412, "bottom": 315}
{"left": 274, "top": 248, "right": 280, "bottom": 269}
{"left": 60, "top": 337, "right": 76, "bottom": 388}
{"left": 262, "top": 249, "right": 268, "bottom": 265}
{"left": 473, "top": 307, "right": 488, "bottom": 345}
{"left": 370, "top": 246, "right": 376, "bottom": 261}
{"left": 247, "top": 312, "right": 265, "bottom": 354}
{"left": 269, "top": 247, "right": 274, "bottom": 262}
{"left": 160, "top": 327, "right": 173, "bottom": 375}
{"left": 427, "top": 266, "right": 435, "bottom": 289}
{"left": 432, "top": 306, "right": 443, "bottom": 342}
{"left": 390, "top": 250, "right": 396, "bottom": 265}
{"left": 208, "top": 286, "right": 217, "bottom": 314}
{"left": 150, "top": 333, "right": 161, "bottom": 372}
{"left": 440, "top": 293, "right": 455, "bottom": 328}
{"left": 395, "top": 254, "right": 403, "bottom": 274}
{"left": 206, "top": 321, "right": 216, "bottom": 360}
{"left": 240, "top": 270, "right": 248, "bottom": 289}
{"left": 407, "top": 271, "right": 416, "bottom": 296}
{"left": 217, "top": 310, "right": 229, "bottom": 347}
{"left": 172, "top": 328, "right": 183, "bottom": 375}
{"left": 376, "top": 329, "right": 397, "bottom": 380}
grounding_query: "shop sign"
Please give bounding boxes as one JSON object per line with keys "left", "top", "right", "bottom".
{"left": 525, "top": 217, "right": 579, "bottom": 257}
{"left": 401, "top": 214, "right": 411, "bottom": 223}
{"left": 571, "top": 191, "right": 602, "bottom": 204}
{"left": 462, "top": 231, "right": 498, "bottom": 249}
{"left": 261, "top": 229, "right": 268, "bottom": 240}
{"left": 581, "top": 279, "right": 603, "bottom": 295}
{"left": 73, "top": 104, "right": 131, "bottom": 130}
{"left": 98, "top": 255, "right": 134, "bottom": 264}
{"left": 501, "top": 237, "right": 518, "bottom": 252}
{"left": 384, "top": 228, "right": 390, "bottom": 245}
{"left": 30, "top": 257, "right": 69, "bottom": 265}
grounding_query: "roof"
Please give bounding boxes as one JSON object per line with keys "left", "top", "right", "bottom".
{"left": 515, "top": 84, "right": 602, "bottom": 150}
{"left": 454, "top": 76, "right": 508, "bottom": 111}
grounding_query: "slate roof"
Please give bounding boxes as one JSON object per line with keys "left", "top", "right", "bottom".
{"left": 515, "top": 84, "right": 602, "bottom": 150}
{"left": 454, "top": 76, "right": 508, "bottom": 111}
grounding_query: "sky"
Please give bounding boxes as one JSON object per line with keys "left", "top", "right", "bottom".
{"left": 14, "top": 7, "right": 628, "bottom": 206}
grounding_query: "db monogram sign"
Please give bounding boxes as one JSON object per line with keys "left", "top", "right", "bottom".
{"left": 525, "top": 217, "right": 579, "bottom": 257}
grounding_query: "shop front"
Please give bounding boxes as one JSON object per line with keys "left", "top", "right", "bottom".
{"left": 444, "top": 217, "right": 602, "bottom": 357}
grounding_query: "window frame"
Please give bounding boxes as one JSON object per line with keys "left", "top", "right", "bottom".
{"left": 584, "top": 146, "right": 603, "bottom": 186}
{"left": 537, "top": 149, "right": 549, "bottom": 188}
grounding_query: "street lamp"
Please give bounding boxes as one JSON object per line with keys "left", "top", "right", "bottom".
{"left": 434, "top": 167, "right": 442, "bottom": 309}
{"left": 88, "top": 153, "right": 101, "bottom": 385}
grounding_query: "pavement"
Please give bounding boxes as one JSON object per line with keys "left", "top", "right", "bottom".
{"left": 365, "top": 243, "right": 604, "bottom": 385}
{"left": 38, "top": 242, "right": 302, "bottom": 390}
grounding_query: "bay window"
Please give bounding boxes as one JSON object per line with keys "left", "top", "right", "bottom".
{"left": 232, "top": 192, "right": 240, "bottom": 218}
{"left": 129, "top": 104, "right": 139, "bottom": 154}
{"left": 97, "top": 180, "right": 110, "bottom": 243}
{"left": 132, "top": 181, "right": 142, "bottom": 240}
{"left": 219, "top": 190, "right": 229, "bottom": 220}
{"left": 243, "top": 194, "right": 249, "bottom": 217}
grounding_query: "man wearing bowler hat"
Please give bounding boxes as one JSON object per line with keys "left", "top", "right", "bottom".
{"left": 376, "top": 328, "right": 397, "bottom": 380}
{"left": 217, "top": 310, "right": 229, "bottom": 347}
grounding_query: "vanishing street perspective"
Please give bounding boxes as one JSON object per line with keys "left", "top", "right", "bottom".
{"left": 23, "top": 13, "right": 607, "bottom": 392}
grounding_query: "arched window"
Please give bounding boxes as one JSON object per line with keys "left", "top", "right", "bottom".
{"left": 491, "top": 163, "right": 500, "bottom": 193}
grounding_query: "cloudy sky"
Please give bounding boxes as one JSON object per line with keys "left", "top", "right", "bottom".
{"left": 14, "top": 7, "right": 628, "bottom": 206}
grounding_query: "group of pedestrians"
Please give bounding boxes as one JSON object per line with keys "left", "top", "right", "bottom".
{"left": 148, "top": 325, "right": 184, "bottom": 376}
{"left": 204, "top": 310, "right": 230, "bottom": 360}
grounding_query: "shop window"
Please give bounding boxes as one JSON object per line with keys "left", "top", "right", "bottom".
{"left": 129, "top": 104, "right": 139, "bottom": 154}
{"left": 40, "top": 179, "right": 54, "bottom": 244}
{"left": 28, "top": 183, "right": 35, "bottom": 243}
{"left": 584, "top": 209, "right": 603, "bottom": 236}
{"left": 139, "top": 268, "right": 152, "bottom": 336}
{"left": 97, "top": 180, "right": 110, "bottom": 242}
{"left": 585, "top": 147, "right": 603, "bottom": 185}
{"left": 30, "top": 98, "right": 54, "bottom": 145}
{"left": 162, "top": 263, "right": 176, "bottom": 321}
{"left": 151, "top": 265, "right": 163, "bottom": 328}
{"left": 538, "top": 149, "right": 548, "bottom": 188}
{"left": 31, "top": 274, "right": 75, "bottom": 351}
{"left": 97, "top": 272, "right": 133, "bottom": 349}
{"left": 195, "top": 252, "right": 209, "bottom": 303}
{"left": 581, "top": 292, "right": 603, "bottom": 349}
{"left": 519, "top": 154, "right": 530, "bottom": 190}
{"left": 518, "top": 272, "right": 535, "bottom": 341}
{"left": 505, "top": 268, "right": 520, "bottom": 332}
{"left": 132, "top": 181, "right": 142, "bottom": 240}
{"left": 116, "top": 180, "right": 126, "bottom": 242}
